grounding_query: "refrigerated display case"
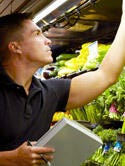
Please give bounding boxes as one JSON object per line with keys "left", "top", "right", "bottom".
{"left": 34, "top": 1, "right": 125, "bottom": 165}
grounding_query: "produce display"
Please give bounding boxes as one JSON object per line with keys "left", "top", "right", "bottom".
{"left": 36, "top": 41, "right": 125, "bottom": 165}
{"left": 52, "top": 111, "right": 73, "bottom": 122}
{"left": 42, "top": 41, "right": 112, "bottom": 124}
{"left": 81, "top": 125, "right": 125, "bottom": 166}
{"left": 45, "top": 41, "right": 111, "bottom": 79}
{"left": 89, "top": 68, "right": 125, "bottom": 123}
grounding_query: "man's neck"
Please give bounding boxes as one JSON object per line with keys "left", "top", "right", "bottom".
{"left": 2, "top": 63, "right": 34, "bottom": 95}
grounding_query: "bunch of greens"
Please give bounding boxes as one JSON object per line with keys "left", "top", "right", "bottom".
{"left": 93, "top": 125, "right": 119, "bottom": 142}
{"left": 93, "top": 68, "right": 125, "bottom": 121}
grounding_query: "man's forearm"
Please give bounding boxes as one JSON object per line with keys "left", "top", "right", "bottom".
{"left": 100, "top": 13, "right": 125, "bottom": 83}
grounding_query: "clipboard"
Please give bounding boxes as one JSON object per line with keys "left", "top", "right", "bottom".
{"left": 35, "top": 118, "right": 102, "bottom": 166}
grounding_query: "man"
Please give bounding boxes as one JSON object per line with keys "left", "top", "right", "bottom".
{"left": 0, "top": 0, "right": 125, "bottom": 165}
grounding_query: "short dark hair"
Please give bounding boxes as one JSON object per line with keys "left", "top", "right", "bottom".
{"left": 0, "top": 12, "right": 33, "bottom": 62}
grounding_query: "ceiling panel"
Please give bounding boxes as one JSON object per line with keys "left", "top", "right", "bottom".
{"left": 0, "top": 0, "right": 28, "bottom": 16}
{"left": 0, "top": 0, "right": 53, "bottom": 16}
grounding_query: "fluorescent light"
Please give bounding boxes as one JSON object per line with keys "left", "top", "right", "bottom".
{"left": 33, "top": 0, "right": 68, "bottom": 23}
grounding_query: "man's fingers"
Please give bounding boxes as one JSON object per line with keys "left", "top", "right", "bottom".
{"left": 32, "top": 146, "right": 55, "bottom": 154}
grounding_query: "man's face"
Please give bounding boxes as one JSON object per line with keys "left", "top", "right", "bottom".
{"left": 19, "top": 20, "right": 53, "bottom": 67}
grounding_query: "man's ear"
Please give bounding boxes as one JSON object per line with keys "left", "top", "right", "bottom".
{"left": 8, "top": 41, "right": 22, "bottom": 54}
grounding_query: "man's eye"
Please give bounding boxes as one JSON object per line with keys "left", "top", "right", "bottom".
{"left": 34, "top": 31, "right": 41, "bottom": 36}
{"left": 36, "top": 31, "right": 40, "bottom": 35}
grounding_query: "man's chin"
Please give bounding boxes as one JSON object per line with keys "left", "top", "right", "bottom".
{"left": 45, "top": 58, "right": 53, "bottom": 65}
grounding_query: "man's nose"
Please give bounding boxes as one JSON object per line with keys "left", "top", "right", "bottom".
{"left": 45, "top": 36, "right": 51, "bottom": 45}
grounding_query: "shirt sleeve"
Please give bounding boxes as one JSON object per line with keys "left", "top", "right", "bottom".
{"left": 41, "top": 78, "right": 71, "bottom": 112}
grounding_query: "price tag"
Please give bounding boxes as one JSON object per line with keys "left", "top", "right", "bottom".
{"left": 87, "top": 41, "right": 98, "bottom": 60}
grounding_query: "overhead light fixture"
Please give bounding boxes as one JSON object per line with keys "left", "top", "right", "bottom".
{"left": 33, "top": 0, "right": 68, "bottom": 23}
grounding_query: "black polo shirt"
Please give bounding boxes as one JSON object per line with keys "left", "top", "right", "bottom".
{"left": 0, "top": 66, "right": 71, "bottom": 151}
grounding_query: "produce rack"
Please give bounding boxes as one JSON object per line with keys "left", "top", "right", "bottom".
{"left": 46, "top": 51, "right": 124, "bottom": 164}
{"left": 35, "top": 41, "right": 125, "bottom": 166}
{"left": 35, "top": 0, "right": 125, "bottom": 165}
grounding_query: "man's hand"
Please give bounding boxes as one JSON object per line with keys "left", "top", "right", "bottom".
{"left": 14, "top": 142, "right": 55, "bottom": 166}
